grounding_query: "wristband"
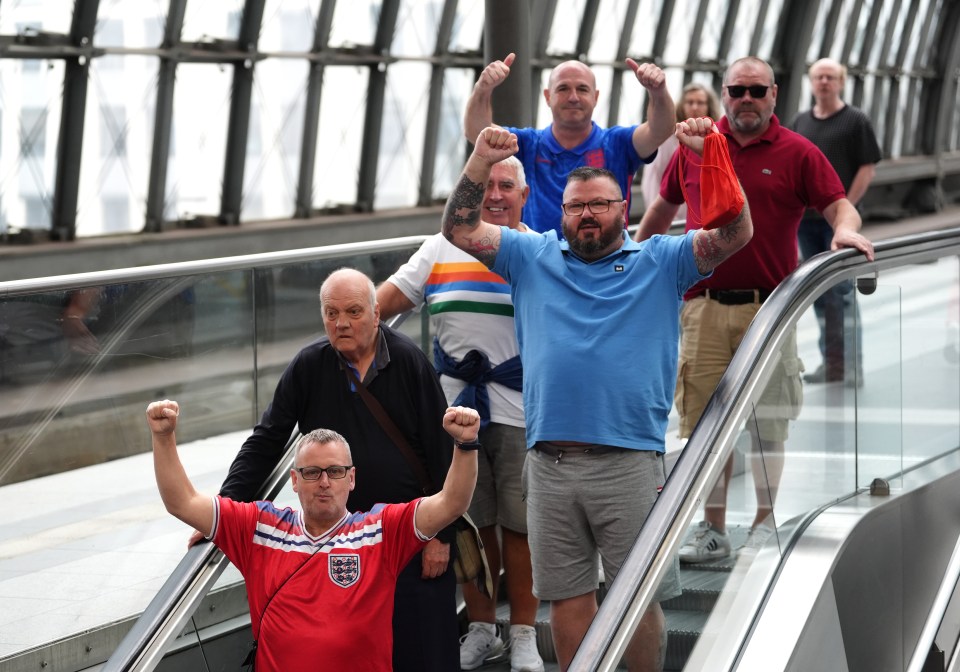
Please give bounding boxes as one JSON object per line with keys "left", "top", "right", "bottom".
{"left": 455, "top": 440, "right": 481, "bottom": 451}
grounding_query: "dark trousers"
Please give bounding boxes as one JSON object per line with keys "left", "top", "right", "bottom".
{"left": 798, "top": 216, "right": 863, "bottom": 377}
{"left": 392, "top": 550, "right": 459, "bottom": 672}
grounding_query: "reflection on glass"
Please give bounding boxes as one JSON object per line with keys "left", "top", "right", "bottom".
{"left": 587, "top": 0, "right": 630, "bottom": 62}
{"left": 546, "top": 0, "right": 587, "bottom": 56}
{"left": 167, "top": 64, "right": 232, "bottom": 220}
{"left": 329, "top": 0, "right": 379, "bottom": 48}
{"left": 756, "top": 0, "right": 786, "bottom": 59}
{"left": 0, "top": 59, "right": 64, "bottom": 235}
{"left": 393, "top": 1, "right": 444, "bottom": 57}
{"left": 449, "top": 0, "right": 484, "bottom": 53}
{"left": 93, "top": 2, "right": 168, "bottom": 48}
{"left": 314, "top": 66, "right": 367, "bottom": 210}
{"left": 375, "top": 61, "right": 430, "bottom": 209}
{"left": 244, "top": 59, "right": 308, "bottom": 220}
{"left": 433, "top": 69, "right": 473, "bottom": 199}
{"left": 728, "top": 0, "right": 764, "bottom": 59}
{"left": 181, "top": 1, "right": 246, "bottom": 43}
{"left": 627, "top": 0, "right": 665, "bottom": 58}
{"left": 260, "top": 0, "right": 318, "bottom": 52}
{"left": 77, "top": 56, "right": 158, "bottom": 236}
{"left": 0, "top": 0, "right": 73, "bottom": 35}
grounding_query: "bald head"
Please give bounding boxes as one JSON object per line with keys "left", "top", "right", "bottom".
{"left": 548, "top": 60, "right": 596, "bottom": 89}
{"left": 320, "top": 268, "right": 376, "bottom": 310}
{"left": 544, "top": 60, "right": 600, "bottom": 132}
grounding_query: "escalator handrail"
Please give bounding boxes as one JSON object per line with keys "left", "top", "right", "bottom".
{"left": 571, "top": 224, "right": 960, "bottom": 671}
{"left": 0, "top": 235, "right": 432, "bottom": 297}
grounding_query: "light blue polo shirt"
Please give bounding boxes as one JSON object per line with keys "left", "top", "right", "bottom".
{"left": 493, "top": 227, "right": 707, "bottom": 451}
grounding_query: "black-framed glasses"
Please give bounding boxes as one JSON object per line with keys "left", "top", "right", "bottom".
{"left": 295, "top": 465, "right": 353, "bottom": 480}
{"left": 725, "top": 85, "right": 769, "bottom": 99}
{"left": 561, "top": 199, "right": 623, "bottom": 216}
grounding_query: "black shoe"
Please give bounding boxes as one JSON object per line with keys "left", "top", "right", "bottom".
{"left": 803, "top": 364, "right": 826, "bottom": 383}
{"left": 804, "top": 363, "right": 863, "bottom": 387}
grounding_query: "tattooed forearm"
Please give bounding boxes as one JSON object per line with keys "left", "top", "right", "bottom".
{"left": 694, "top": 203, "right": 751, "bottom": 274}
{"left": 442, "top": 174, "right": 487, "bottom": 241}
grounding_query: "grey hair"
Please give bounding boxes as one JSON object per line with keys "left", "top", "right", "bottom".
{"left": 724, "top": 56, "right": 776, "bottom": 87}
{"left": 499, "top": 156, "right": 527, "bottom": 190}
{"left": 294, "top": 428, "right": 352, "bottom": 466}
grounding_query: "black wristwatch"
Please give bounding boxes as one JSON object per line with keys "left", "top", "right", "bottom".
{"left": 455, "top": 439, "right": 482, "bottom": 451}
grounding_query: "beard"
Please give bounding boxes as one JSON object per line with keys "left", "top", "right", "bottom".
{"left": 728, "top": 106, "right": 767, "bottom": 133}
{"left": 564, "top": 212, "right": 625, "bottom": 259}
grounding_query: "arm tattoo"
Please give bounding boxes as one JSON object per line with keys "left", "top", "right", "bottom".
{"left": 442, "top": 174, "right": 486, "bottom": 241}
{"left": 694, "top": 210, "right": 745, "bottom": 275}
{"left": 466, "top": 236, "right": 499, "bottom": 268}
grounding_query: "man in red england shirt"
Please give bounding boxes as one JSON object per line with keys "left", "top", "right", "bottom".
{"left": 147, "top": 399, "right": 480, "bottom": 672}
{"left": 635, "top": 56, "right": 874, "bottom": 563}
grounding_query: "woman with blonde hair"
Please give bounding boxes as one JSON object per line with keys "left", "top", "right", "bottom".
{"left": 640, "top": 82, "right": 721, "bottom": 220}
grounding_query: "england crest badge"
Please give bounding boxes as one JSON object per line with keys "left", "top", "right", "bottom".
{"left": 329, "top": 554, "right": 360, "bottom": 588}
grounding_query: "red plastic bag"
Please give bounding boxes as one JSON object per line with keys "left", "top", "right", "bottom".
{"left": 679, "top": 130, "right": 744, "bottom": 230}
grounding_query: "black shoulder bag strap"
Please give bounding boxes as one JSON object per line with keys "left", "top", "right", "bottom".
{"left": 345, "top": 365, "right": 435, "bottom": 495}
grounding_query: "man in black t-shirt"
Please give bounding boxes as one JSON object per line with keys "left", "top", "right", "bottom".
{"left": 792, "top": 58, "right": 882, "bottom": 385}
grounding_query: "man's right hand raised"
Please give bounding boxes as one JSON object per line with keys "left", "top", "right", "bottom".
{"left": 473, "top": 126, "right": 519, "bottom": 166}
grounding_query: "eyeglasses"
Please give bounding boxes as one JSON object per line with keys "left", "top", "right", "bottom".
{"left": 561, "top": 199, "right": 623, "bottom": 216}
{"left": 295, "top": 465, "right": 353, "bottom": 480}
{"left": 725, "top": 85, "right": 770, "bottom": 99}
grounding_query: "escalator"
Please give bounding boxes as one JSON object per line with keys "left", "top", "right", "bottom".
{"left": 4, "top": 226, "right": 960, "bottom": 671}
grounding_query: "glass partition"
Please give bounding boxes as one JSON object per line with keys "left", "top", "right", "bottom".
{"left": 591, "top": 246, "right": 960, "bottom": 671}
{"left": 0, "top": 239, "right": 428, "bottom": 666}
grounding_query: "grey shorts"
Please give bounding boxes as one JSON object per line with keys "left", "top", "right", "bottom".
{"left": 467, "top": 423, "right": 528, "bottom": 533}
{"left": 522, "top": 445, "right": 681, "bottom": 603}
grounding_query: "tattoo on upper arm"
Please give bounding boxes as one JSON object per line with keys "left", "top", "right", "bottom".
{"left": 466, "top": 235, "right": 500, "bottom": 268}
{"left": 442, "top": 175, "right": 486, "bottom": 240}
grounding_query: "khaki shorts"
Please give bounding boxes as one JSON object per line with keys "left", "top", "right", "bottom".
{"left": 675, "top": 296, "right": 803, "bottom": 442}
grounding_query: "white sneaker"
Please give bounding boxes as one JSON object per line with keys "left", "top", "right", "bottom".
{"left": 460, "top": 622, "right": 504, "bottom": 670}
{"left": 739, "top": 523, "right": 775, "bottom": 555}
{"left": 678, "top": 521, "right": 732, "bottom": 563}
{"left": 508, "top": 625, "right": 544, "bottom": 672}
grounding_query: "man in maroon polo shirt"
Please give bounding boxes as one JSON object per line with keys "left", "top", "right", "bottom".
{"left": 635, "top": 56, "right": 874, "bottom": 563}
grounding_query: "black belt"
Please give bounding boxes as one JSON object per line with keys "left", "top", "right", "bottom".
{"left": 534, "top": 442, "right": 621, "bottom": 460}
{"left": 695, "top": 288, "right": 772, "bottom": 305}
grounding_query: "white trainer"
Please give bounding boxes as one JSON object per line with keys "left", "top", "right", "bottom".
{"left": 739, "top": 523, "right": 776, "bottom": 555}
{"left": 459, "top": 622, "right": 504, "bottom": 670}
{"left": 508, "top": 624, "right": 544, "bottom": 672}
{"left": 678, "top": 521, "right": 732, "bottom": 563}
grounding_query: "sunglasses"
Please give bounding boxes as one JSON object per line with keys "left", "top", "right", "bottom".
{"left": 726, "top": 85, "right": 770, "bottom": 99}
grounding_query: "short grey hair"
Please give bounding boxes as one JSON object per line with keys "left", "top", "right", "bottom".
{"left": 724, "top": 56, "right": 776, "bottom": 87}
{"left": 499, "top": 156, "right": 527, "bottom": 190}
{"left": 294, "top": 428, "right": 352, "bottom": 466}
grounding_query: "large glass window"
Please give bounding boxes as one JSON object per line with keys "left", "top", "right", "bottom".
{"left": 166, "top": 64, "right": 232, "bottom": 221}
{"left": 243, "top": 59, "right": 309, "bottom": 221}
{"left": 313, "top": 66, "right": 368, "bottom": 210}
{"left": 375, "top": 61, "right": 431, "bottom": 209}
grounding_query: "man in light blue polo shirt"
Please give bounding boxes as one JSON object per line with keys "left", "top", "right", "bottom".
{"left": 442, "top": 123, "right": 753, "bottom": 672}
